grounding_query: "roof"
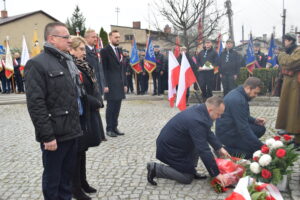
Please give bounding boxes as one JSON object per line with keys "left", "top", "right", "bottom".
{"left": 0, "top": 10, "right": 59, "bottom": 26}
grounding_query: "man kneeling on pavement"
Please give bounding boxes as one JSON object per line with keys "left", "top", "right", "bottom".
{"left": 216, "top": 77, "right": 266, "bottom": 159}
{"left": 147, "top": 96, "right": 230, "bottom": 186}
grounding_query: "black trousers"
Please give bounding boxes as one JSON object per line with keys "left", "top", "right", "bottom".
{"left": 198, "top": 70, "right": 214, "bottom": 98}
{"left": 213, "top": 73, "right": 221, "bottom": 91}
{"left": 136, "top": 73, "right": 143, "bottom": 94}
{"left": 221, "top": 74, "right": 236, "bottom": 96}
{"left": 141, "top": 73, "right": 149, "bottom": 94}
{"left": 152, "top": 71, "right": 164, "bottom": 95}
{"left": 41, "top": 139, "right": 78, "bottom": 200}
{"left": 106, "top": 100, "right": 122, "bottom": 132}
{"left": 126, "top": 74, "right": 133, "bottom": 93}
{"left": 72, "top": 151, "right": 89, "bottom": 191}
{"left": 15, "top": 73, "right": 24, "bottom": 92}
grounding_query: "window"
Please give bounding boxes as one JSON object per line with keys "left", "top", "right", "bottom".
{"left": 125, "top": 34, "right": 134, "bottom": 41}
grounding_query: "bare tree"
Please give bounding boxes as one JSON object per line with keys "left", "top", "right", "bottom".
{"left": 152, "top": 0, "right": 225, "bottom": 53}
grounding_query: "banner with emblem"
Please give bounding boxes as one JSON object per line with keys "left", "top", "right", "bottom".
{"left": 5, "top": 39, "right": 14, "bottom": 79}
{"left": 31, "top": 29, "right": 41, "bottom": 57}
{"left": 130, "top": 36, "right": 142, "bottom": 73}
{"left": 267, "top": 34, "right": 277, "bottom": 67}
{"left": 245, "top": 34, "right": 256, "bottom": 74}
{"left": 144, "top": 36, "right": 157, "bottom": 73}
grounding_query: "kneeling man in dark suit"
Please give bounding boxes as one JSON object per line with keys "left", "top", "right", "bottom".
{"left": 147, "top": 96, "right": 230, "bottom": 185}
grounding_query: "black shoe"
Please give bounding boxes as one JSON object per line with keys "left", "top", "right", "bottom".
{"left": 72, "top": 189, "right": 91, "bottom": 200}
{"left": 194, "top": 172, "right": 207, "bottom": 180}
{"left": 277, "top": 130, "right": 288, "bottom": 136}
{"left": 152, "top": 92, "right": 157, "bottom": 96}
{"left": 82, "top": 185, "right": 97, "bottom": 193}
{"left": 102, "top": 138, "right": 108, "bottom": 141}
{"left": 107, "top": 131, "right": 117, "bottom": 137}
{"left": 147, "top": 162, "right": 157, "bottom": 186}
{"left": 114, "top": 128, "right": 125, "bottom": 136}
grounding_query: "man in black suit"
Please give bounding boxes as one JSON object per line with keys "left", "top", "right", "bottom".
{"left": 85, "top": 29, "right": 107, "bottom": 142}
{"left": 100, "top": 30, "right": 127, "bottom": 137}
{"left": 85, "top": 29, "right": 105, "bottom": 95}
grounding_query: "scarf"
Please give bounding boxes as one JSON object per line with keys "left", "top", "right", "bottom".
{"left": 44, "top": 42, "right": 84, "bottom": 97}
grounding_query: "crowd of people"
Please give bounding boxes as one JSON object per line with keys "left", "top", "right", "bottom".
{"left": 22, "top": 20, "right": 300, "bottom": 200}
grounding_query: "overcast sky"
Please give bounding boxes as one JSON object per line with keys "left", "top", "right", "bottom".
{"left": 2, "top": 0, "right": 299, "bottom": 45}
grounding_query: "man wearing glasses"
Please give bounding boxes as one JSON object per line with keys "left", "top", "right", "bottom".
{"left": 25, "top": 22, "right": 82, "bottom": 200}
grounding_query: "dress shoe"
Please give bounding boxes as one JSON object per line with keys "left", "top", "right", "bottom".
{"left": 114, "top": 128, "right": 125, "bottom": 136}
{"left": 102, "top": 138, "right": 108, "bottom": 141}
{"left": 147, "top": 162, "right": 157, "bottom": 186}
{"left": 277, "top": 129, "right": 288, "bottom": 135}
{"left": 82, "top": 185, "right": 97, "bottom": 193}
{"left": 194, "top": 172, "right": 207, "bottom": 180}
{"left": 72, "top": 189, "right": 91, "bottom": 200}
{"left": 107, "top": 131, "right": 117, "bottom": 137}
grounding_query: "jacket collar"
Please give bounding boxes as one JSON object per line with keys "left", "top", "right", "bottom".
{"left": 236, "top": 85, "right": 251, "bottom": 101}
{"left": 196, "top": 104, "right": 213, "bottom": 127}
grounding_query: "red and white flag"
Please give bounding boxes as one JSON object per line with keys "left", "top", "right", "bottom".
{"left": 20, "top": 35, "right": 30, "bottom": 77}
{"left": 5, "top": 39, "right": 14, "bottom": 79}
{"left": 175, "top": 52, "right": 196, "bottom": 111}
{"left": 168, "top": 51, "right": 180, "bottom": 107}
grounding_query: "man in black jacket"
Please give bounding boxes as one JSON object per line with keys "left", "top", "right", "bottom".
{"left": 13, "top": 52, "right": 25, "bottom": 93}
{"left": 196, "top": 40, "right": 218, "bottom": 99}
{"left": 139, "top": 50, "right": 149, "bottom": 94}
{"left": 219, "top": 39, "right": 240, "bottom": 96}
{"left": 147, "top": 96, "right": 230, "bottom": 185}
{"left": 100, "top": 30, "right": 127, "bottom": 137}
{"left": 216, "top": 77, "right": 266, "bottom": 159}
{"left": 254, "top": 43, "right": 266, "bottom": 68}
{"left": 25, "top": 22, "right": 82, "bottom": 200}
{"left": 152, "top": 45, "right": 166, "bottom": 96}
{"left": 85, "top": 29, "right": 105, "bottom": 95}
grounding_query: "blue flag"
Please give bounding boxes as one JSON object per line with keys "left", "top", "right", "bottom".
{"left": 144, "top": 37, "right": 156, "bottom": 73}
{"left": 130, "top": 37, "right": 142, "bottom": 73}
{"left": 0, "top": 45, "right": 5, "bottom": 55}
{"left": 267, "top": 34, "right": 278, "bottom": 67}
{"left": 245, "top": 34, "right": 256, "bottom": 74}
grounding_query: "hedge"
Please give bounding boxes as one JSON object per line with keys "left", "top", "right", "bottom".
{"left": 235, "top": 67, "right": 279, "bottom": 95}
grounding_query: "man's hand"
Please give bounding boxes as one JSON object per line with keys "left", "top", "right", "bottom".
{"left": 126, "top": 72, "right": 129, "bottom": 76}
{"left": 160, "top": 71, "right": 164, "bottom": 75}
{"left": 44, "top": 139, "right": 57, "bottom": 151}
{"left": 255, "top": 117, "right": 266, "bottom": 126}
{"left": 216, "top": 174, "right": 227, "bottom": 187}
{"left": 104, "top": 87, "right": 109, "bottom": 93}
{"left": 233, "top": 75, "right": 237, "bottom": 80}
{"left": 220, "top": 74, "right": 223, "bottom": 78}
{"left": 124, "top": 86, "right": 128, "bottom": 93}
{"left": 219, "top": 147, "right": 231, "bottom": 158}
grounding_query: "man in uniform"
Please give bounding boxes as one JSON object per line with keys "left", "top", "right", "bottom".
{"left": 152, "top": 45, "right": 166, "bottom": 96}
{"left": 123, "top": 50, "right": 134, "bottom": 94}
{"left": 139, "top": 49, "right": 149, "bottom": 95}
{"left": 254, "top": 43, "right": 266, "bottom": 68}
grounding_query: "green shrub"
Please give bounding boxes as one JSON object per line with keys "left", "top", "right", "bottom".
{"left": 235, "top": 67, "right": 279, "bottom": 95}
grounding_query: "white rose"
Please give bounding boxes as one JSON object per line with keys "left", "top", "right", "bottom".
{"left": 259, "top": 154, "right": 272, "bottom": 167}
{"left": 250, "top": 162, "right": 261, "bottom": 174}
{"left": 265, "top": 138, "right": 276, "bottom": 147}
{"left": 272, "top": 141, "right": 284, "bottom": 149}
{"left": 253, "top": 150, "right": 262, "bottom": 158}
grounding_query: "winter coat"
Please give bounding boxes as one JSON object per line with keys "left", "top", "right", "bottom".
{"left": 218, "top": 48, "right": 241, "bottom": 76}
{"left": 156, "top": 104, "right": 222, "bottom": 176}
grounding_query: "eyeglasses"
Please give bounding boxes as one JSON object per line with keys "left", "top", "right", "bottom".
{"left": 51, "top": 34, "right": 71, "bottom": 39}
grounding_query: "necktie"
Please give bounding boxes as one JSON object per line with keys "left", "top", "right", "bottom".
{"left": 226, "top": 50, "right": 229, "bottom": 63}
{"left": 115, "top": 47, "right": 120, "bottom": 60}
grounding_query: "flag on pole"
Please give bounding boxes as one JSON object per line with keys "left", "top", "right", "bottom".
{"left": 214, "top": 34, "right": 223, "bottom": 74}
{"left": 168, "top": 51, "right": 180, "bottom": 107}
{"left": 267, "top": 34, "right": 278, "bottom": 67}
{"left": 130, "top": 37, "right": 142, "bottom": 73}
{"left": 5, "top": 39, "right": 14, "bottom": 79}
{"left": 245, "top": 34, "right": 256, "bottom": 74}
{"left": 0, "top": 45, "right": 5, "bottom": 55}
{"left": 31, "top": 29, "right": 41, "bottom": 57}
{"left": 0, "top": 45, "right": 4, "bottom": 72}
{"left": 174, "top": 36, "right": 180, "bottom": 58}
{"left": 144, "top": 36, "right": 156, "bottom": 73}
{"left": 20, "top": 35, "right": 30, "bottom": 77}
{"left": 176, "top": 52, "right": 197, "bottom": 111}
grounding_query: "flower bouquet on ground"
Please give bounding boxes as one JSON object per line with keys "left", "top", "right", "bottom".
{"left": 202, "top": 61, "right": 214, "bottom": 70}
{"left": 246, "top": 135, "right": 299, "bottom": 185}
{"left": 211, "top": 157, "right": 247, "bottom": 193}
{"left": 225, "top": 176, "right": 284, "bottom": 200}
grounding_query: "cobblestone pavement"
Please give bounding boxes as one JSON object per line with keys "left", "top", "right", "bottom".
{"left": 0, "top": 100, "right": 294, "bottom": 200}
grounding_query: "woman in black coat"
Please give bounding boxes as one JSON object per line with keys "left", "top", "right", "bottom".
{"left": 70, "top": 36, "right": 105, "bottom": 200}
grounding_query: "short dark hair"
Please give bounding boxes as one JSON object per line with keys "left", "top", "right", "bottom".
{"left": 206, "top": 96, "right": 224, "bottom": 107}
{"left": 243, "top": 77, "right": 263, "bottom": 89}
{"left": 44, "top": 22, "right": 67, "bottom": 41}
{"left": 109, "top": 30, "right": 119, "bottom": 36}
